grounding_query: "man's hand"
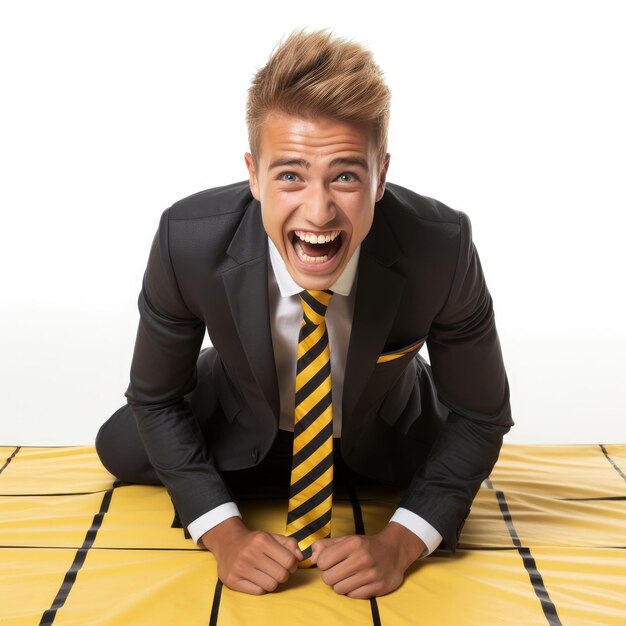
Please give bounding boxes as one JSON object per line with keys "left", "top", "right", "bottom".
{"left": 310, "top": 522, "right": 426, "bottom": 599}
{"left": 201, "top": 517, "right": 303, "bottom": 595}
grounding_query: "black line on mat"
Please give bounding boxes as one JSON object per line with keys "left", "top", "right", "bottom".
{"left": 0, "top": 444, "right": 91, "bottom": 449}
{"left": 486, "top": 479, "right": 562, "bottom": 625}
{"left": 560, "top": 496, "right": 626, "bottom": 501}
{"left": 208, "top": 579, "right": 223, "bottom": 626}
{"left": 599, "top": 444, "right": 626, "bottom": 483}
{"left": 346, "top": 480, "right": 382, "bottom": 626}
{"left": 0, "top": 446, "right": 20, "bottom": 475}
{"left": 0, "top": 544, "right": 202, "bottom": 552}
{"left": 1, "top": 489, "right": 116, "bottom": 497}
{"left": 39, "top": 479, "right": 121, "bottom": 625}
{"left": 171, "top": 506, "right": 191, "bottom": 539}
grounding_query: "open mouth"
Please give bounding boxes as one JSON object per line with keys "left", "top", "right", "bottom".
{"left": 289, "top": 229, "right": 344, "bottom": 265}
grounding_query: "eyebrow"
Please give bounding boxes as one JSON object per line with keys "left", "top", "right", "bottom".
{"left": 268, "top": 156, "right": 369, "bottom": 172}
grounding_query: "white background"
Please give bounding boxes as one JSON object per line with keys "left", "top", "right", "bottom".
{"left": 1, "top": 1, "right": 624, "bottom": 445}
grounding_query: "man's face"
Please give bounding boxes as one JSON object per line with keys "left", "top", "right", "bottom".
{"left": 245, "top": 112, "right": 390, "bottom": 291}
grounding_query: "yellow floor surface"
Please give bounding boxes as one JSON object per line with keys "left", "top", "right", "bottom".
{"left": 0, "top": 444, "right": 625, "bottom": 625}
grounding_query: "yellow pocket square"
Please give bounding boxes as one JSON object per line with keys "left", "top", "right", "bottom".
{"left": 376, "top": 337, "right": 426, "bottom": 364}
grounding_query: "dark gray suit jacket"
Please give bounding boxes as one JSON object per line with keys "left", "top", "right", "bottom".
{"left": 125, "top": 180, "right": 513, "bottom": 550}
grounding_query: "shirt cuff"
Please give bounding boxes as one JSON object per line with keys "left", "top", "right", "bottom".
{"left": 389, "top": 507, "right": 443, "bottom": 558}
{"left": 187, "top": 502, "right": 242, "bottom": 545}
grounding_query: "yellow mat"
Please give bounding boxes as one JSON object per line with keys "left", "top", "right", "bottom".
{"left": 1, "top": 444, "right": 625, "bottom": 625}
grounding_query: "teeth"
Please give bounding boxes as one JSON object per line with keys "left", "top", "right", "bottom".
{"left": 294, "top": 230, "right": 340, "bottom": 244}
{"left": 294, "top": 241, "right": 333, "bottom": 264}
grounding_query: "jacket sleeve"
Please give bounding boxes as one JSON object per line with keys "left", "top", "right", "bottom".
{"left": 398, "top": 210, "right": 513, "bottom": 550}
{"left": 124, "top": 208, "right": 235, "bottom": 531}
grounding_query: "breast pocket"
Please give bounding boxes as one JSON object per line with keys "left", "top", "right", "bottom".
{"left": 376, "top": 336, "right": 427, "bottom": 364}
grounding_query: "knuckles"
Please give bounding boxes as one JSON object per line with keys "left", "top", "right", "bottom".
{"left": 355, "top": 553, "right": 375, "bottom": 570}
{"left": 218, "top": 530, "right": 304, "bottom": 596}
{"left": 285, "top": 537, "right": 299, "bottom": 550}
{"left": 250, "top": 531, "right": 270, "bottom": 547}
{"left": 340, "top": 535, "right": 364, "bottom": 551}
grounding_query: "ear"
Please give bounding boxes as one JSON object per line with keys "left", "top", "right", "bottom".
{"left": 244, "top": 152, "right": 260, "bottom": 200}
{"left": 375, "top": 153, "right": 391, "bottom": 202}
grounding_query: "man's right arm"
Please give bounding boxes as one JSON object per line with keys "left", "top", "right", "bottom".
{"left": 126, "top": 208, "right": 301, "bottom": 592}
{"left": 125, "top": 207, "right": 235, "bottom": 528}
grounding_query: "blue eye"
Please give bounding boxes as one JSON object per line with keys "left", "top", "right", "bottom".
{"left": 337, "top": 173, "right": 356, "bottom": 183}
{"left": 280, "top": 172, "right": 298, "bottom": 182}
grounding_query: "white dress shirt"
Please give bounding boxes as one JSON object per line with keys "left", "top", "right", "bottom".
{"left": 188, "top": 237, "right": 443, "bottom": 557}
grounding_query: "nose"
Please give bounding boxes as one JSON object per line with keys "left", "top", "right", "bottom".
{"left": 301, "top": 182, "right": 337, "bottom": 228}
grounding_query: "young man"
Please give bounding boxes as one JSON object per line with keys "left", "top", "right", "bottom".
{"left": 96, "top": 30, "right": 512, "bottom": 599}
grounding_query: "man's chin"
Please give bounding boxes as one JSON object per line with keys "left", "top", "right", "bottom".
{"left": 286, "top": 243, "right": 347, "bottom": 291}
{"left": 288, "top": 267, "right": 339, "bottom": 291}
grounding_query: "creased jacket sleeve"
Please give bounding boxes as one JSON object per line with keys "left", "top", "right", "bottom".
{"left": 399, "top": 210, "right": 513, "bottom": 550}
{"left": 124, "top": 208, "right": 234, "bottom": 530}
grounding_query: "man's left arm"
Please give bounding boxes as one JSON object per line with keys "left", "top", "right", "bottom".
{"left": 312, "top": 210, "right": 513, "bottom": 598}
{"left": 398, "top": 210, "right": 513, "bottom": 548}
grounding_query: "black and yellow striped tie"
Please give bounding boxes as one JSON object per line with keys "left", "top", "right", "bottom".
{"left": 286, "top": 289, "right": 334, "bottom": 568}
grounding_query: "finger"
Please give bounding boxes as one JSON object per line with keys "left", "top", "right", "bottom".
{"left": 330, "top": 569, "right": 376, "bottom": 596}
{"left": 265, "top": 535, "right": 301, "bottom": 571}
{"left": 254, "top": 552, "right": 292, "bottom": 586}
{"left": 309, "top": 542, "right": 322, "bottom": 564}
{"left": 346, "top": 584, "right": 381, "bottom": 600}
{"left": 310, "top": 537, "right": 336, "bottom": 564}
{"left": 227, "top": 577, "right": 267, "bottom": 596}
{"left": 273, "top": 533, "right": 304, "bottom": 561}
{"left": 319, "top": 555, "right": 364, "bottom": 588}
{"left": 247, "top": 532, "right": 299, "bottom": 566}
{"left": 242, "top": 561, "right": 289, "bottom": 593}
{"left": 314, "top": 536, "right": 356, "bottom": 570}
{"left": 345, "top": 578, "right": 393, "bottom": 600}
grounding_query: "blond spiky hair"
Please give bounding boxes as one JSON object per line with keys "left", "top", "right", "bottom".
{"left": 246, "top": 29, "right": 390, "bottom": 167}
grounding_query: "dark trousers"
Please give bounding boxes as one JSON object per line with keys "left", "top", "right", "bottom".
{"left": 95, "top": 404, "right": 384, "bottom": 503}
{"left": 95, "top": 344, "right": 448, "bottom": 531}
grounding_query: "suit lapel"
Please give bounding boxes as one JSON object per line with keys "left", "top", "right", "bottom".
{"left": 343, "top": 208, "right": 405, "bottom": 422}
{"left": 222, "top": 200, "right": 280, "bottom": 419}
{"left": 220, "top": 198, "right": 404, "bottom": 426}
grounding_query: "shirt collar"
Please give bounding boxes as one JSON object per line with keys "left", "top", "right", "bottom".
{"left": 268, "top": 236, "right": 360, "bottom": 298}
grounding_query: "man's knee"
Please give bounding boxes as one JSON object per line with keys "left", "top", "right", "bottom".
{"left": 95, "top": 406, "right": 126, "bottom": 477}
{"left": 95, "top": 347, "right": 221, "bottom": 483}
{"left": 94, "top": 404, "right": 160, "bottom": 485}
{"left": 95, "top": 419, "right": 118, "bottom": 477}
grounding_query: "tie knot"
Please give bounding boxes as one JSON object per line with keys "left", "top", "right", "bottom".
{"left": 299, "top": 289, "right": 333, "bottom": 325}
